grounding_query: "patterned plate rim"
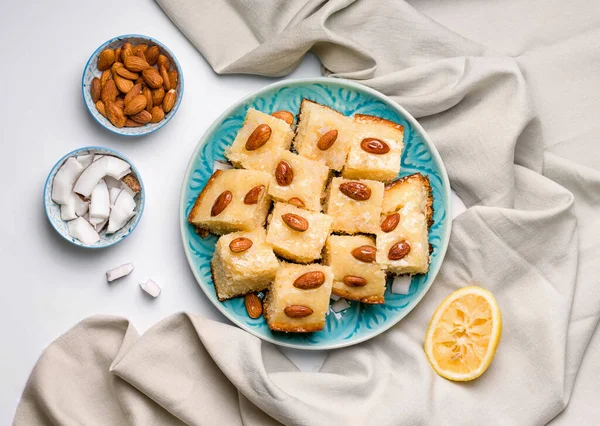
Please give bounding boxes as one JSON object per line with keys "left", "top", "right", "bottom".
{"left": 179, "top": 77, "right": 452, "bottom": 350}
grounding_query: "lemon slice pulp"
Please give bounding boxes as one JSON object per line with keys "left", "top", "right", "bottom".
{"left": 424, "top": 286, "right": 502, "bottom": 381}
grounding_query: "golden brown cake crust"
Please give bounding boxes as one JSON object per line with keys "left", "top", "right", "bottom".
{"left": 187, "top": 169, "right": 223, "bottom": 233}
{"left": 210, "top": 261, "right": 259, "bottom": 302}
{"left": 354, "top": 114, "right": 404, "bottom": 132}
{"left": 263, "top": 292, "right": 325, "bottom": 333}
{"left": 300, "top": 98, "right": 345, "bottom": 116}
{"left": 385, "top": 173, "right": 434, "bottom": 228}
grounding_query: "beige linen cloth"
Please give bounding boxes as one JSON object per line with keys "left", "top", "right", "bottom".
{"left": 15, "top": 1, "right": 600, "bottom": 425}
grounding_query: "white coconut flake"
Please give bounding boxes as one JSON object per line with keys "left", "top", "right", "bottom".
{"left": 120, "top": 182, "right": 136, "bottom": 198}
{"left": 213, "top": 160, "right": 234, "bottom": 171}
{"left": 73, "top": 156, "right": 131, "bottom": 197}
{"left": 140, "top": 279, "right": 161, "bottom": 298}
{"left": 109, "top": 188, "right": 123, "bottom": 207}
{"left": 391, "top": 275, "right": 412, "bottom": 295}
{"left": 90, "top": 180, "right": 110, "bottom": 219}
{"left": 93, "top": 154, "right": 105, "bottom": 162}
{"left": 104, "top": 176, "right": 122, "bottom": 189}
{"left": 51, "top": 157, "right": 84, "bottom": 205}
{"left": 330, "top": 293, "right": 341, "bottom": 301}
{"left": 61, "top": 192, "right": 89, "bottom": 220}
{"left": 106, "top": 263, "right": 134, "bottom": 282}
{"left": 331, "top": 298, "right": 351, "bottom": 313}
{"left": 106, "top": 190, "right": 136, "bottom": 234}
{"left": 89, "top": 215, "right": 105, "bottom": 226}
{"left": 94, "top": 217, "right": 108, "bottom": 232}
{"left": 60, "top": 202, "right": 77, "bottom": 221}
{"left": 76, "top": 153, "right": 94, "bottom": 168}
{"left": 67, "top": 217, "right": 100, "bottom": 245}
{"left": 73, "top": 194, "right": 89, "bottom": 217}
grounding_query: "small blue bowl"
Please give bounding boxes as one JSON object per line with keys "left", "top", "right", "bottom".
{"left": 82, "top": 34, "right": 184, "bottom": 136}
{"left": 44, "top": 146, "right": 145, "bottom": 248}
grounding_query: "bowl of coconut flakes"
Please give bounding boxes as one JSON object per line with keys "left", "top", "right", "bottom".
{"left": 44, "top": 146, "right": 145, "bottom": 248}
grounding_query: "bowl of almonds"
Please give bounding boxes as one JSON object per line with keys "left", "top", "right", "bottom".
{"left": 82, "top": 34, "right": 183, "bottom": 136}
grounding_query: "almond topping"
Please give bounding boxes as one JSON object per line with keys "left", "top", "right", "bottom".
{"left": 351, "top": 245, "right": 377, "bottom": 263}
{"left": 275, "top": 160, "right": 293, "bottom": 186}
{"left": 245, "top": 293, "right": 263, "bottom": 319}
{"left": 245, "top": 124, "right": 272, "bottom": 150}
{"left": 339, "top": 181, "right": 371, "bottom": 201}
{"left": 287, "top": 197, "right": 305, "bottom": 208}
{"left": 229, "top": 237, "right": 253, "bottom": 253}
{"left": 281, "top": 213, "right": 308, "bottom": 232}
{"left": 293, "top": 271, "right": 325, "bottom": 289}
{"left": 317, "top": 129, "right": 338, "bottom": 151}
{"left": 343, "top": 275, "right": 368, "bottom": 287}
{"left": 361, "top": 138, "right": 390, "bottom": 154}
{"left": 211, "top": 191, "right": 232, "bottom": 217}
{"left": 388, "top": 240, "right": 411, "bottom": 260}
{"left": 381, "top": 212, "right": 400, "bottom": 233}
{"left": 243, "top": 185, "right": 265, "bottom": 205}
{"left": 271, "top": 110, "right": 294, "bottom": 126}
{"left": 284, "top": 305, "right": 313, "bottom": 318}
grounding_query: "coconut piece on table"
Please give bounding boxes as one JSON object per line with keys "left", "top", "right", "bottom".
{"left": 52, "top": 157, "right": 84, "bottom": 205}
{"left": 106, "top": 263, "right": 134, "bottom": 282}
{"left": 140, "top": 279, "right": 161, "bottom": 297}
{"left": 67, "top": 217, "right": 100, "bottom": 245}
{"left": 76, "top": 153, "right": 94, "bottom": 168}
{"left": 106, "top": 190, "right": 136, "bottom": 234}
{"left": 73, "top": 156, "right": 131, "bottom": 198}
{"left": 391, "top": 275, "right": 412, "bottom": 295}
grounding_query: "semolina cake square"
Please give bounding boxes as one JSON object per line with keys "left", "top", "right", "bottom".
{"left": 325, "top": 177, "right": 384, "bottom": 234}
{"left": 343, "top": 114, "right": 404, "bottom": 182}
{"left": 225, "top": 108, "right": 295, "bottom": 171}
{"left": 266, "top": 202, "right": 333, "bottom": 263}
{"left": 323, "top": 235, "right": 387, "bottom": 304}
{"left": 376, "top": 207, "right": 430, "bottom": 275}
{"left": 188, "top": 169, "right": 271, "bottom": 236}
{"left": 264, "top": 263, "right": 333, "bottom": 332}
{"left": 211, "top": 229, "right": 279, "bottom": 301}
{"left": 376, "top": 173, "right": 433, "bottom": 275}
{"left": 267, "top": 149, "right": 330, "bottom": 212}
{"left": 293, "top": 99, "right": 353, "bottom": 171}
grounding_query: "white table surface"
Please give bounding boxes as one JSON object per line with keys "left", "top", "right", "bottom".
{"left": 2, "top": 1, "right": 597, "bottom": 424}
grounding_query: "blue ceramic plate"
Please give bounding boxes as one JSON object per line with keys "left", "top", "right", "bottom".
{"left": 180, "top": 78, "right": 451, "bottom": 350}
{"left": 82, "top": 34, "right": 184, "bottom": 137}
{"left": 44, "top": 146, "right": 145, "bottom": 248}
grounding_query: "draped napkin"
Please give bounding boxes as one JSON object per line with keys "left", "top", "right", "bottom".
{"left": 15, "top": 0, "right": 600, "bottom": 424}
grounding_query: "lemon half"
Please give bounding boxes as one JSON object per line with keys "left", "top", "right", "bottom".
{"left": 424, "top": 286, "right": 502, "bottom": 381}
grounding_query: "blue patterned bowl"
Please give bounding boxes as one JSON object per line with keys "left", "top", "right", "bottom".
{"left": 82, "top": 34, "right": 184, "bottom": 136}
{"left": 44, "top": 146, "right": 145, "bottom": 248}
{"left": 180, "top": 78, "right": 451, "bottom": 349}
